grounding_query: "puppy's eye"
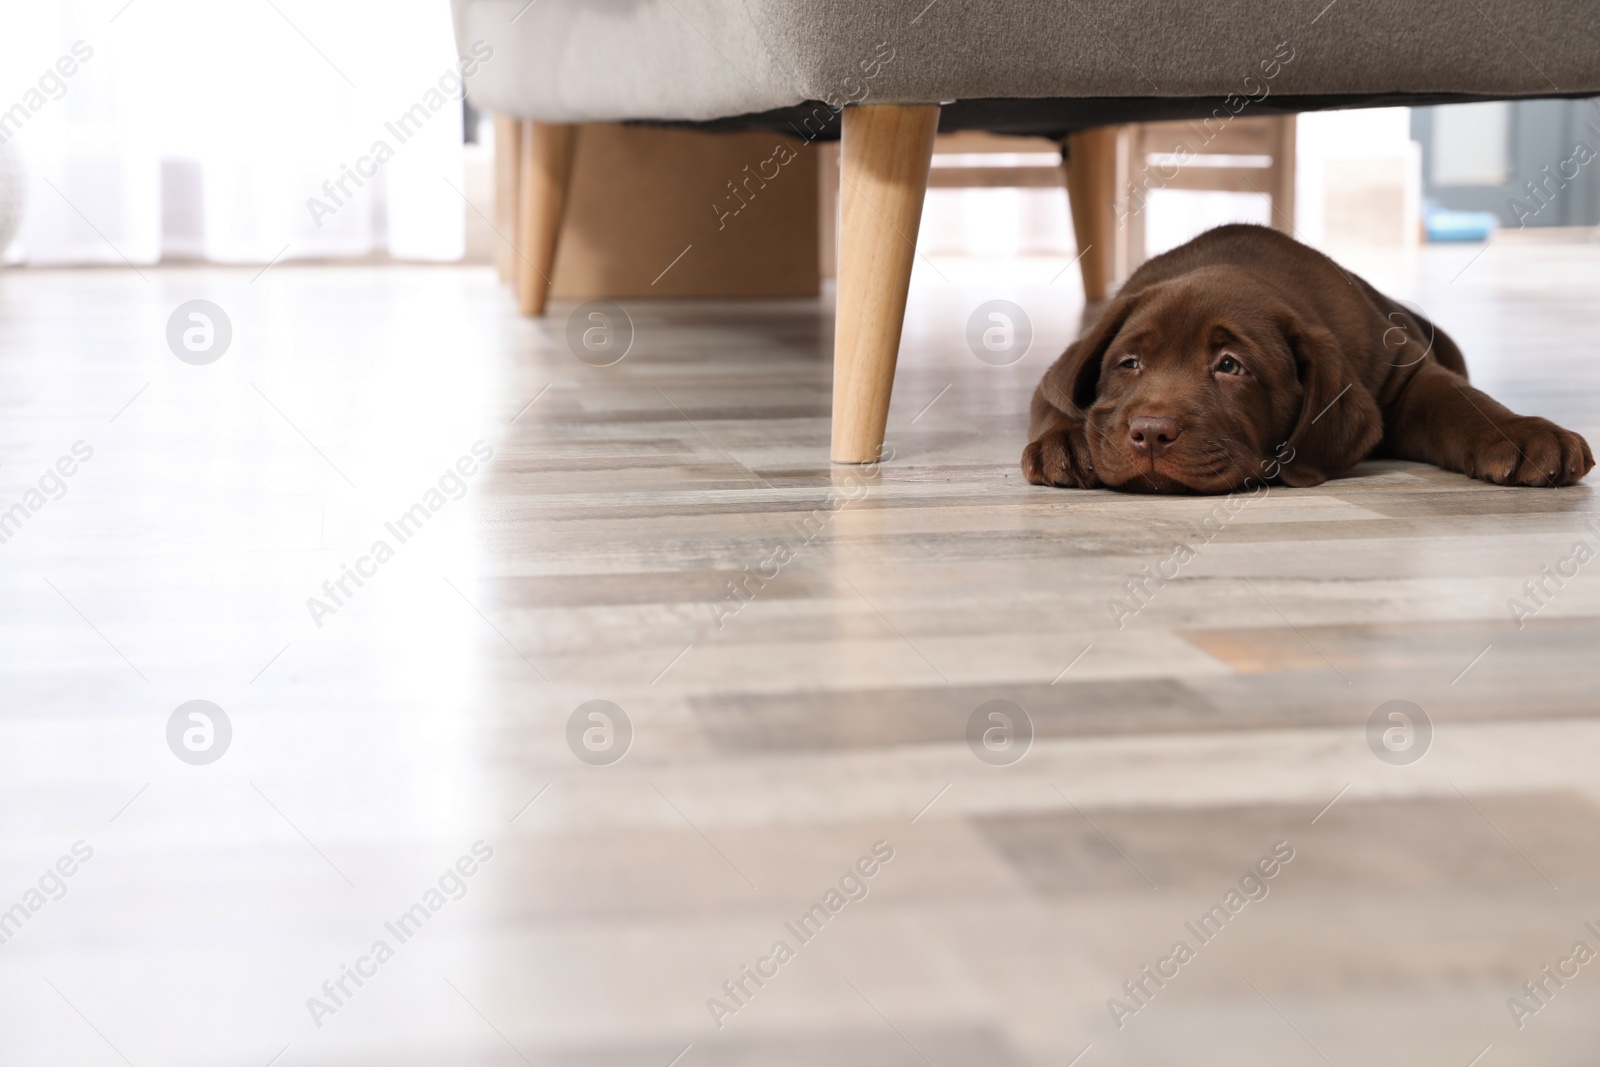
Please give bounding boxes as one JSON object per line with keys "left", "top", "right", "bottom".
{"left": 1118, "top": 356, "right": 1140, "bottom": 370}
{"left": 1216, "top": 354, "right": 1245, "bottom": 375}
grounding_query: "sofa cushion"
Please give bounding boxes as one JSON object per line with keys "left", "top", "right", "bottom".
{"left": 457, "top": 0, "right": 797, "bottom": 123}
{"left": 456, "top": 0, "right": 1600, "bottom": 122}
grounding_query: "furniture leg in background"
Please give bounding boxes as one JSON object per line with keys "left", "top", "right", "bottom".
{"left": 1063, "top": 127, "right": 1118, "bottom": 302}
{"left": 1112, "top": 125, "right": 1146, "bottom": 283}
{"left": 1267, "top": 115, "right": 1297, "bottom": 230}
{"left": 831, "top": 104, "right": 940, "bottom": 464}
{"left": 491, "top": 116, "right": 522, "bottom": 284}
{"left": 515, "top": 121, "right": 576, "bottom": 316}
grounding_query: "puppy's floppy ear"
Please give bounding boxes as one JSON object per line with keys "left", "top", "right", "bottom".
{"left": 1038, "top": 292, "right": 1140, "bottom": 418}
{"left": 1277, "top": 318, "right": 1383, "bottom": 487}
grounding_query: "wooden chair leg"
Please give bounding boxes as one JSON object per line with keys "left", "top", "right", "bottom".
{"left": 1063, "top": 127, "right": 1118, "bottom": 302}
{"left": 1267, "top": 114, "right": 1298, "bottom": 235}
{"left": 1111, "top": 126, "right": 1147, "bottom": 282}
{"left": 515, "top": 121, "right": 576, "bottom": 316}
{"left": 831, "top": 103, "right": 940, "bottom": 464}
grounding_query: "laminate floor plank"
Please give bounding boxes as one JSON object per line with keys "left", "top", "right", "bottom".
{"left": 1, "top": 243, "right": 1597, "bottom": 1064}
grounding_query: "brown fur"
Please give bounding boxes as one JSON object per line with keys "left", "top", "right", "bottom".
{"left": 1023, "top": 224, "right": 1593, "bottom": 492}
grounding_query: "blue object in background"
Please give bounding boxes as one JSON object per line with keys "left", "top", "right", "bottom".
{"left": 1424, "top": 207, "right": 1499, "bottom": 242}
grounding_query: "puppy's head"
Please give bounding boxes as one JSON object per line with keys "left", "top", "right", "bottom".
{"left": 1041, "top": 268, "right": 1381, "bottom": 492}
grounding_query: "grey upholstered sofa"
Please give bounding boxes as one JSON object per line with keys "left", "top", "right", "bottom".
{"left": 452, "top": 0, "right": 1600, "bottom": 462}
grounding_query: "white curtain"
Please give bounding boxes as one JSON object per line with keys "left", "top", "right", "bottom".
{"left": 0, "top": 0, "right": 468, "bottom": 265}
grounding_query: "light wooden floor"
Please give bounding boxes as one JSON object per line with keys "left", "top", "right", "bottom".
{"left": 2, "top": 242, "right": 1599, "bottom": 1066}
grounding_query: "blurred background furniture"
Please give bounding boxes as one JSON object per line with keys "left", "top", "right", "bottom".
{"left": 902, "top": 117, "right": 1297, "bottom": 298}
{"left": 1109, "top": 116, "right": 1298, "bottom": 284}
{"left": 454, "top": 0, "right": 1600, "bottom": 462}
{"left": 491, "top": 120, "right": 818, "bottom": 314}
{"left": 1414, "top": 98, "right": 1600, "bottom": 229}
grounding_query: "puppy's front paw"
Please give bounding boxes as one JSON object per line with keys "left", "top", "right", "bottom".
{"left": 1022, "top": 423, "right": 1099, "bottom": 488}
{"left": 1463, "top": 416, "right": 1594, "bottom": 487}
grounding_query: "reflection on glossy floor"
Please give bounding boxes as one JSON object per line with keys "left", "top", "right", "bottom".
{"left": 2, "top": 241, "right": 1599, "bottom": 1066}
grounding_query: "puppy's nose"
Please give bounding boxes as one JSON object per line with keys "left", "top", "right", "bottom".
{"left": 1128, "top": 415, "right": 1182, "bottom": 457}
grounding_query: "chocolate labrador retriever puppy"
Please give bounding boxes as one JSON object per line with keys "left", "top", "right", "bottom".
{"left": 1024, "top": 224, "right": 1593, "bottom": 492}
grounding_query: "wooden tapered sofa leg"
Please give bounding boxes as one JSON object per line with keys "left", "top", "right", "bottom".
{"left": 831, "top": 104, "right": 940, "bottom": 464}
{"left": 1063, "top": 126, "right": 1118, "bottom": 303}
{"left": 493, "top": 116, "right": 522, "bottom": 284}
{"left": 515, "top": 121, "right": 577, "bottom": 316}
